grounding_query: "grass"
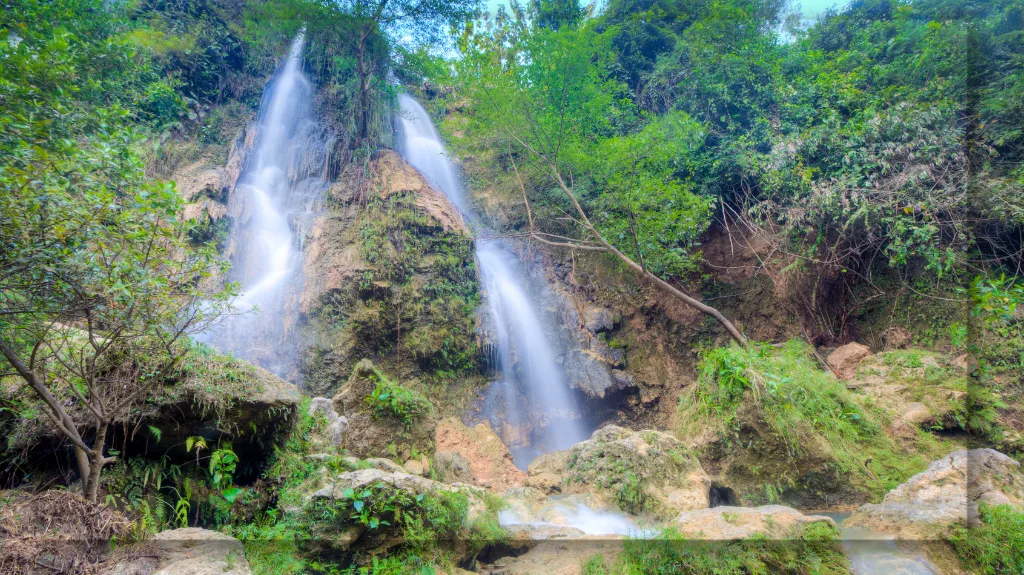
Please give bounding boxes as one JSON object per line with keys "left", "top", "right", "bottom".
{"left": 580, "top": 523, "right": 849, "bottom": 575}
{"left": 677, "top": 340, "right": 946, "bottom": 500}
{"left": 948, "top": 504, "right": 1024, "bottom": 574}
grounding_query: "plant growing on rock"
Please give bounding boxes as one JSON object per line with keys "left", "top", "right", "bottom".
{"left": 364, "top": 373, "right": 434, "bottom": 428}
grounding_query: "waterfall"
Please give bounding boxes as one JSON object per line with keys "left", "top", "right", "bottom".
{"left": 206, "top": 33, "right": 331, "bottom": 382}
{"left": 396, "top": 94, "right": 588, "bottom": 467}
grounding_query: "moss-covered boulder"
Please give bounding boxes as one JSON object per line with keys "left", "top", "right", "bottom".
{"left": 526, "top": 425, "right": 709, "bottom": 518}
{"left": 329, "top": 359, "right": 435, "bottom": 458}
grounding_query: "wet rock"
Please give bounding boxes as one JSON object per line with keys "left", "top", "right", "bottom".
{"left": 609, "top": 370, "right": 637, "bottom": 391}
{"left": 329, "top": 417, "right": 349, "bottom": 446}
{"left": 847, "top": 449, "right": 1024, "bottom": 538}
{"left": 672, "top": 505, "right": 835, "bottom": 540}
{"left": 435, "top": 418, "right": 525, "bottom": 491}
{"left": 827, "top": 342, "right": 872, "bottom": 379}
{"left": 589, "top": 338, "right": 625, "bottom": 367}
{"left": 152, "top": 528, "right": 250, "bottom": 575}
{"left": 562, "top": 349, "right": 619, "bottom": 398}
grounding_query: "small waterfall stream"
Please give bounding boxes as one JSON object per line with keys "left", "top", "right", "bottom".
{"left": 396, "top": 94, "right": 589, "bottom": 467}
{"left": 207, "top": 34, "right": 331, "bottom": 381}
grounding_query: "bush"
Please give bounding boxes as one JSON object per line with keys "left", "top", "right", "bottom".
{"left": 364, "top": 373, "right": 434, "bottom": 427}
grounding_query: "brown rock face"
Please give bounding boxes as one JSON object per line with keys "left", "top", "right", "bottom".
{"left": 373, "top": 150, "right": 469, "bottom": 235}
{"left": 434, "top": 418, "right": 526, "bottom": 491}
{"left": 827, "top": 342, "right": 872, "bottom": 379}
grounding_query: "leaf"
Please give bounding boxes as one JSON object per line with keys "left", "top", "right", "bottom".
{"left": 147, "top": 425, "right": 162, "bottom": 442}
{"left": 222, "top": 487, "right": 242, "bottom": 504}
{"left": 353, "top": 500, "right": 364, "bottom": 512}
{"left": 369, "top": 517, "right": 379, "bottom": 529}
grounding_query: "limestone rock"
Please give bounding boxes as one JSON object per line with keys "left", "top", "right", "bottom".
{"left": 434, "top": 418, "right": 526, "bottom": 491}
{"left": 883, "top": 326, "right": 913, "bottom": 350}
{"left": 582, "top": 306, "right": 619, "bottom": 333}
{"left": 528, "top": 426, "right": 710, "bottom": 518}
{"left": 827, "top": 342, "right": 872, "bottom": 379}
{"left": 902, "top": 402, "right": 934, "bottom": 426}
{"left": 308, "top": 397, "right": 337, "bottom": 421}
{"left": 311, "top": 469, "right": 485, "bottom": 524}
{"left": 672, "top": 505, "right": 835, "bottom": 540}
{"left": 372, "top": 150, "right": 468, "bottom": 235}
{"left": 526, "top": 451, "right": 570, "bottom": 493}
{"left": 404, "top": 459, "right": 426, "bottom": 477}
{"left": 434, "top": 451, "right": 474, "bottom": 484}
{"left": 153, "top": 528, "right": 250, "bottom": 575}
{"left": 329, "top": 416, "right": 348, "bottom": 446}
{"left": 365, "top": 458, "right": 407, "bottom": 473}
{"left": 847, "top": 449, "right": 1024, "bottom": 538}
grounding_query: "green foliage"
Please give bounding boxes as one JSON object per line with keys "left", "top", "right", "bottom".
{"left": 680, "top": 341, "right": 935, "bottom": 498}
{"left": 615, "top": 472, "right": 649, "bottom": 514}
{"left": 585, "top": 523, "right": 848, "bottom": 575}
{"left": 949, "top": 504, "right": 1024, "bottom": 575}
{"left": 365, "top": 373, "right": 434, "bottom": 428}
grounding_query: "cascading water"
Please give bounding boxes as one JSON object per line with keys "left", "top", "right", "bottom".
{"left": 396, "top": 94, "right": 588, "bottom": 467}
{"left": 207, "top": 34, "right": 331, "bottom": 381}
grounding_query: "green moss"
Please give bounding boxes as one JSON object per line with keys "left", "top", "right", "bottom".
{"left": 948, "top": 504, "right": 1024, "bottom": 574}
{"left": 363, "top": 367, "right": 434, "bottom": 427}
{"left": 678, "top": 341, "right": 947, "bottom": 502}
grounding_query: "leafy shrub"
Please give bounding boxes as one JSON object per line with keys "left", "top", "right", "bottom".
{"left": 615, "top": 472, "right": 649, "bottom": 515}
{"left": 679, "top": 341, "right": 941, "bottom": 498}
{"left": 364, "top": 373, "right": 434, "bottom": 427}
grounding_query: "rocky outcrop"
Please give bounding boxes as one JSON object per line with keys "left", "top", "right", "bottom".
{"left": 434, "top": 418, "right": 525, "bottom": 491}
{"left": 308, "top": 397, "right": 348, "bottom": 447}
{"left": 845, "top": 350, "right": 967, "bottom": 434}
{"left": 434, "top": 451, "right": 474, "bottom": 484}
{"left": 372, "top": 150, "right": 468, "bottom": 234}
{"left": 328, "top": 360, "right": 434, "bottom": 459}
{"left": 526, "top": 426, "right": 710, "bottom": 517}
{"left": 672, "top": 505, "right": 835, "bottom": 540}
{"left": 152, "top": 528, "right": 251, "bottom": 575}
{"left": 827, "top": 342, "right": 872, "bottom": 379}
{"left": 310, "top": 468, "right": 486, "bottom": 525}
{"left": 847, "top": 449, "right": 1024, "bottom": 538}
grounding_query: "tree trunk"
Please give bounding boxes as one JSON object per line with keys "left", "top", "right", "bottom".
{"left": 84, "top": 421, "right": 110, "bottom": 503}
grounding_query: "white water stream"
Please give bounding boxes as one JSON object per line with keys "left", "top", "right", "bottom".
{"left": 396, "top": 94, "right": 589, "bottom": 464}
{"left": 206, "top": 34, "right": 331, "bottom": 381}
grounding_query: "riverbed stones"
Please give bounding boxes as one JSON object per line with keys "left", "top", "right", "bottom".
{"left": 846, "top": 448, "right": 1024, "bottom": 538}
{"left": 152, "top": 528, "right": 251, "bottom": 575}
{"left": 827, "top": 342, "right": 872, "bottom": 379}
{"left": 672, "top": 505, "right": 835, "bottom": 540}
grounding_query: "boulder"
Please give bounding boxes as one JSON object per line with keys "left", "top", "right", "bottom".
{"left": 847, "top": 449, "right": 1024, "bottom": 538}
{"left": 526, "top": 451, "right": 570, "bottom": 493}
{"left": 364, "top": 458, "right": 407, "bottom": 473}
{"left": 672, "top": 505, "right": 835, "bottom": 540}
{"left": 882, "top": 326, "right": 913, "bottom": 350}
{"left": 404, "top": 459, "right": 426, "bottom": 477}
{"left": 528, "top": 426, "right": 710, "bottom": 518}
{"left": 311, "top": 468, "right": 486, "bottom": 525}
{"left": 308, "top": 397, "right": 348, "bottom": 447}
{"left": 153, "top": 528, "right": 251, "bottom": 575}
{"left": 827, "top": 342, "right": 872, "bottom": 379}
{"left": 433, "top": 451, "right": 474, "bottom": 484}
{"left": 582, "top": 306, "right": 619, "bottom": 334}
{"left": 902, "top": 402, "right": 933, "bottom": 426}
{"left": 434, "top": 418, "right": 526, "bottom": 491}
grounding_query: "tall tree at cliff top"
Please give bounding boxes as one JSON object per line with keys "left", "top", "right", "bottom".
{"left": 455, "top": 2, "right": 748, "bottom": 343}
{"left": 0, "top": 0, "right": 238, "bottom": 502}
{"left": 250, "top": 0, "right": 480, "bottom": 143}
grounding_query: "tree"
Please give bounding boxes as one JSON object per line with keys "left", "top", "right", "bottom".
{"left": 457, "top": 22, "right": 748, "bottom": 344}
{"left": 0, "top": 18, "right": 237, "bottom": 502}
